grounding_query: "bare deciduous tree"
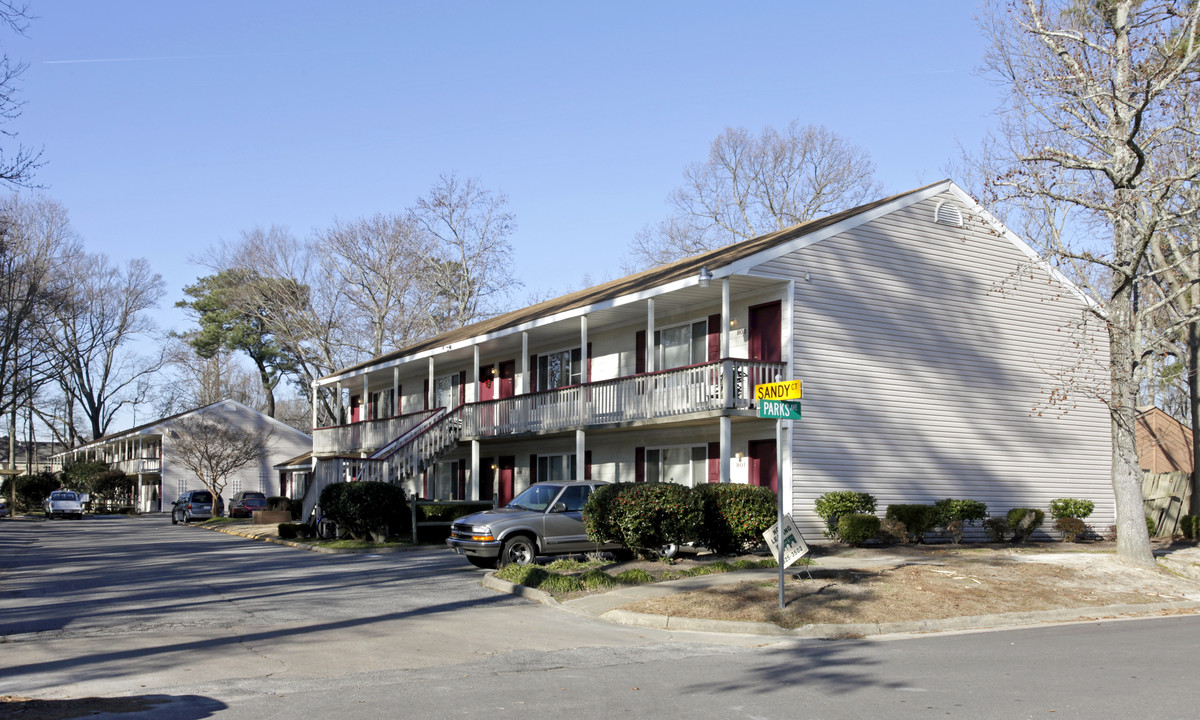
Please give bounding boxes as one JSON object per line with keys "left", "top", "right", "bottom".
{"left": 629, "top": 121, "right": 883, "bottom": 268}
{"left": 158, "top": 335, "right": 265, "bottom": 415}
{"left": 411, "top": 173, "right": 520, "bottom": 330}
{"left": 42, "top": 254, "right": 166, "bottom": 441}
{"left": 0, "top": 1, "right": 41, "bottom": 188}
{"left": 311, "top": 212, "right": 434, "bottom": 356}
{"left": 169, "top": 412, "right": 272, "bottom": 510}
{"left": 976, "top": 0, "right": 1200, "bottom": 566}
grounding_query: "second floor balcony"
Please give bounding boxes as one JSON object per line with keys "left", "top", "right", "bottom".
{"left": 314, "top": 359, "right": 786, "bottom": 456}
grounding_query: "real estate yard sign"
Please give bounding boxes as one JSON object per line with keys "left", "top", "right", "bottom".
{"left": 764, "top": 514, "right": 809, "bottom": 569}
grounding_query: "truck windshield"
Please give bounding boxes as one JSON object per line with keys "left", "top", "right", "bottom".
{"left": 507, "top": 484, "right": 563, "bottom": 512}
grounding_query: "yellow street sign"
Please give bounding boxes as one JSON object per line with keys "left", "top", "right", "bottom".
{"left": 754, "top": 379, "right": 803, "bottom": 401}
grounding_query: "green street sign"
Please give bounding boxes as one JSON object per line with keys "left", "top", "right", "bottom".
{"left": 757, "top": 399, "right": 802, "bottom": 420}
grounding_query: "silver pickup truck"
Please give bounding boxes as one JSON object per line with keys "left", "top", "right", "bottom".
{"left": 44, "top": 490, "right": 87, "bottom": 519}
{"left": 446, "top": 481, "right": 620, "bottom": 569}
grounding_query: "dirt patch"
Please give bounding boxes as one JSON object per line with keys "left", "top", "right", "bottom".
{"left": 605, "top": 543, "right": 1200, "bottom": 628}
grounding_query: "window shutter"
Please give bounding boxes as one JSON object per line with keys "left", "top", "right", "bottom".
{"left": 529, "top": 454, "right": 538, "bottom": 484}
{"left": 397, "top": 384, "right": 402, "bottom": 415}
{"left": 423, "top": 379, "right": 429, "bottom": 410}
{"left": 529, "top": 355, "right": 538, "bottom": 392}
{"left": 457, "top": 462, "right": 466, "bottom": 500}
{"left": 635, "top": 331, "right": 646, "bottom": 374}
{"left": 634, "top": 447, "right": 645, "bottom": 483}
{"left": 707, "top": 441, "right": 721, "bottom": 483}
{"left": 708, "top": 314, "right": 721, "bottom": 361}
{"left": 584, "top": 450, "right": 592, "bottom": 480}
{"left": 459, "top": 371, "right": 466, "bottom": 405}
{"left": 586, "top": 342, "right": 593, "bottom": 382}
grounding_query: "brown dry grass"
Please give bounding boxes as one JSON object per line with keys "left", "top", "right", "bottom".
{"left": 615, "top": 545, "right": 1200, "bottom": 628}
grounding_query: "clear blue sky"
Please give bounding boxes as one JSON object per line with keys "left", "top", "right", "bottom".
{"left": 14, "top": 0, "right": 994, "bottom": 338}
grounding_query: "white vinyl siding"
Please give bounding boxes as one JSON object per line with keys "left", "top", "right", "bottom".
{"left": 752, "top": 192, "right": 1113, "bottom": 538}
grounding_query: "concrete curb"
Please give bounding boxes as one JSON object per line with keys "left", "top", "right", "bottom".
{"left": 479, "top": 569, "right": 1200, "bottom": 638}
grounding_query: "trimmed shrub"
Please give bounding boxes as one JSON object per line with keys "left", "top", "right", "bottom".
{"left": 692, "top": 483, "right": 777, "bottom": 554}
{"left": 885, "top": 504, "right": 939, "bottom": 543}
{"left": 1182, "top": 515, "right": 1200, "bottom": 540}
{"left": 321, "top": 481, "right": 407, "bottom": 540}
{"left": 2, "top": 472, "right": 60, "bottom": 512}
{"left": 1006, "top": 508, "right": 1045, "bottom": 542}
{"left": 814, "top": 491, "right": 877, "bottom": 540}
{"left": 420, "top": 501, "right": 494, "bottom": 523}
{"left": 608, "top": 482, "right": 703, "bottom": 555}
{"left": 878, "top": 517, "right": 906, "bottom": 544}
{"left": 582, "top": 482, "right": 635, "bottom": 543}
{"left": 837, "top": 514, "right": 881, "bottom": 545}
{"left": 934, "top": 498, "right": 988, "bottom": 524}
{"left": 1049, "top": 498, "right": 1095, "bottom": 520}
{"left": 277, "top": 522, "right": 313, "bottom": 539}
{"left": 1054, "top": 517, "right": 1087, "bottom": 542}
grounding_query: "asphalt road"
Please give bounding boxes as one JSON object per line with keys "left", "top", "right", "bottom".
{"left": 2, "top": 515, "right": 1199, "bottom": 719}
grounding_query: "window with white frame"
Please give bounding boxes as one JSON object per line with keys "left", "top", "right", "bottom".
{"left": 655, "top": 319, "right": 708, "bottom": 371}
{"left": 537, "top": 348, "right": 582, "bottom": 391}
{"left": 537, "top": 453, "right": 576, "bottom": 482}
{"left": 645, "top": 445, "right": 707, "bottom": 487}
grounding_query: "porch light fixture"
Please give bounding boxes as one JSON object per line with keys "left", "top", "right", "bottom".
{"left": 697, "top": 266, "right": 713, "bottom": 288}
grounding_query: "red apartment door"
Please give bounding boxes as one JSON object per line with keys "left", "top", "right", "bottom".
{"left": 749, "top": 301, "right": 782, "bottom": 362}
{"left": 497, "top": 456, "right": 515, "bottom": 506}
{"left": 748, "top": 439, "right": 778, "bottom": 494}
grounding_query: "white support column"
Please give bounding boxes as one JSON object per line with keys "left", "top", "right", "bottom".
{"left": 575, "top": 429, "right": 585, "bottom": 482}
{"left": 471, "top": 440, "right": 480, "bottom": 501}
{"left": 520, "top": 332, "right": 529, "bottom": 395}
{"left": 362, "top": 375, "right": 369, "bottom": 420}
{"left": 721, "top": 277, "right": 731, "bottom": 358}
{"left": 473, "top": 345, "right": 480, "bottom": 404}
{"left": 720, "top": 416, "right": 732, "bottom": 483}
{"left": 428, "top": 357, "right": 436, "bottom": 409}
{"left": 580, "top": 315, "right": 588, "bottom": 376}
{"left": 646, "top": 299, "right": 655, "bottom": 373}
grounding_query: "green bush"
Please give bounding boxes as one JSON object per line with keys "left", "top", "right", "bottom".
{"left": 2, "top": 471, "right": 61, "bottom": 512}
{"left": 1147, "top": 514, "right": 1158, "bottom": 538}
{"left": 1182, "top": 515, "right": 1200, "bottom": 540}
{"left": 278, "top": 522, "right": 306, "bottom": 539}
{"left": 983, "top": 517, "right": 1009, "bottom": 542}
{"left": 321, "top": 481, "right": 407, "bottom": 540}
{"left": 1006, "top": 508, "right": 1045, "bottom": 542}
{"left": 814, "top": 491, "right": 877, "bottom": 540}
{"left": 582, "top": 482, "right": 635, "bottom": 543}
{"left": 1049, "top": 498, "right": 1095, "bottom": 520}
{"left": 608, "top": 482, "right": 703, "bottom": 554}
{"left": 837, "top": 514, "right": 881, "bottom": 545}
{"left": 538, "top": 574, "right": 585, "bottom": 593}
{"left": 692, "top": 483, "right": 777, "bottom": 554}
{"left": 1054, "top": 517, "right": 1086, "bottom": 542}
{"left": 934, "top": 498, "right": 989, "bottom": 525}
{"left": 885, "top": 504, "right": 939, "bottom": 543}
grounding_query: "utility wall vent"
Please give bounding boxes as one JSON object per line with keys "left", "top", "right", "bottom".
{"left": 934, "top": 200, "right": 964, "bottom": 228}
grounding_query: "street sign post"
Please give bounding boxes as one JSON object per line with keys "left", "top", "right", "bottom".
{"left": 755, "top": 378, "right": 805, "bottom": 610}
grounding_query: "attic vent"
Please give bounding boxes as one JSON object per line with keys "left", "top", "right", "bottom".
{"left": 934, "top": 201, "right": 963, "bottom": 228}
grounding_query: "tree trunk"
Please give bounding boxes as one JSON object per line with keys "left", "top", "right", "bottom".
{"left": 1110, "top": 215, "right": 1155, "bottom": 567}
{"left": 1190, "top": 315, "right": 1199, "bottom": 517}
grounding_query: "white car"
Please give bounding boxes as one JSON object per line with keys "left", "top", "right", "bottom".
{"left": 44, "top": 490, "right": 86, "bottom": 520}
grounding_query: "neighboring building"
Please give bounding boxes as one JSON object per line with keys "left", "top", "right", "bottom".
{"left": 308, "top": 180, "right": 1114, "bottom": 537}
{"left": 51, "top": 400, "right": 312, "bottom": 513}
{"left": 0, "top": 438, "right": 58, "bottom": 475}
{"left": 274, "top": 451, "right": 312, "bottom": 501}
{"left": 1136, "top": 406, "right": 1193, "bottom": 474}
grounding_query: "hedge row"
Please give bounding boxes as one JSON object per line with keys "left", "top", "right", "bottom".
{"left": 319, "top": 481, "right": 409, "bottom": 540}
{"left": 583, "top": 482, "right": 778, "bottom": 556}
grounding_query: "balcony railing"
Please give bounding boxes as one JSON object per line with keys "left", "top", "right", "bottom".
{"left": 462, "top": 359, "right": 785, "bottom": 438}
{"left": 313, "top": 410, "right": 437, "bottom": 455}
{"left": 114, "top": 458, "right": 162, "bottom": 474}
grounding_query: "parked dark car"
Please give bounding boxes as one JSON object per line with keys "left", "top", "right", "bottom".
{"left": 446, "top": 481, "right": 621, "bottom": 568}
{"left": 171, "top": 489, "right": 215, "bottom": 524}
{"left": 228, "top": 491, "right": 268, "bottom": 518}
